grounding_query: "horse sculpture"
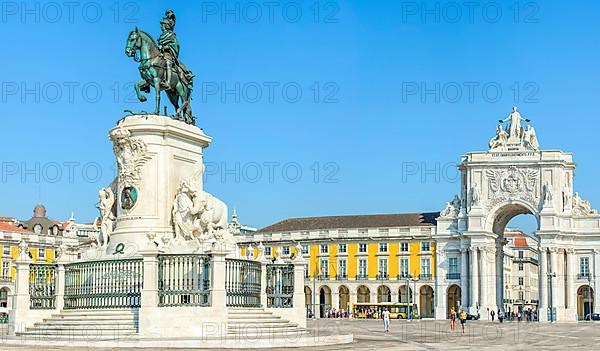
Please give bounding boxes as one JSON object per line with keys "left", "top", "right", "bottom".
{"left": 125, "top": 28, "right": 194, "bottom": 124}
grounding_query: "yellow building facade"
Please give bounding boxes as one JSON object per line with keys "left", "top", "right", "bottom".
{"left": 238, "top": 212, "right": 439, "bottom": 318}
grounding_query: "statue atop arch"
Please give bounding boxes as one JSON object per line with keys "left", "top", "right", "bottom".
{"left": 489, "top": 107, "right": 539, "bottom": 151}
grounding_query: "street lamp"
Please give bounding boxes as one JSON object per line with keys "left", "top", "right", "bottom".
{"left": 547, "top": 272, "right": 556, "bottom": 322}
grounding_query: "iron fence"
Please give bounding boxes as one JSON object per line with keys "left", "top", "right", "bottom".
{"left": 266, "top": 264, "right": 294, "bottom": 308}
{"left": 225, "top": 258, "right": 261, "bottom": 307}
{"left": 158, "top": 254, "right": 211, "bottom": 307}
{"left": 64, "top": 258, "right": 143, "bottom": 309}
{"left": 29, "top": 264, "right": 57, "bottom": 310}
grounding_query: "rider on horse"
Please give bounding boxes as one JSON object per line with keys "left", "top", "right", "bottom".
{"left": 158, "top": 10, "right": 194, "bottom": 89}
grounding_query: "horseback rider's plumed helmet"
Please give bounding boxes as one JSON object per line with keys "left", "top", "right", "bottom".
{"left": 160, "top": 9, "right": 176, "bottom": 31}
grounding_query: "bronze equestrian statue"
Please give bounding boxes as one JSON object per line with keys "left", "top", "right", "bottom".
{"left": 125, "top": 9, "right": 195, "bottom": 124}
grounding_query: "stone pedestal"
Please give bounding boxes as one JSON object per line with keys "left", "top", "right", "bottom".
{"left": 107, "top": 115, "right": 212, "bottom": 256}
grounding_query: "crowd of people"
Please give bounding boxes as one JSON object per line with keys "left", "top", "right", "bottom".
{"left": 306, "top": 307, "right": 350, "bottom": 318}
{"left": 492, "top": 308, "right": 538, "bottom": 322}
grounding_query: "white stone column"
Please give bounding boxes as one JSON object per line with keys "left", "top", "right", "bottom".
{"left": 565, "top": 248, "right": 577, "bottom": 320}
{"left": 470, "top": 247, "right": 479, "bottom": 314}
{"left": 480, "top": 247, "right": 488, "bottom": 315}
{"left": 555, "top": 249, "right": 566, "bottom": 320}
{"left": 539, "top": 248, "right": 548, "bottom": 322}
{"left": 435, "top": 243, "right": 448, "bottom": 320}
{"left": 460, "top": 248, "right": 469, "bottom": 308}
{"left": 550, "top": 248, "right": 559, "bottom": 316}
{"left": 594, "top": 249, "right": 600, "bottom": 314}
{"left": 486, "top": 245, "right": 498, "bottom": 313}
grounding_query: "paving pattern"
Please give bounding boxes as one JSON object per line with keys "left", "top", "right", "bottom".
{"left": 2, "top": 319, "right": 600, "bottom": 350}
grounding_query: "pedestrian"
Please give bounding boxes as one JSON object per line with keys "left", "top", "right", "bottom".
{"left": 498, "top": 310, "right": 504, "bottom": 323}
{"left": 459, "top": 308, "right": 467, "bottom": 334}
{"left": 382, "top": 307, "right": 391, "bottom": 333}
{"left": 517, "top": 311, "right": 522, "bottom": 322}
{"left": 491, "top": 309, "right": 495, "bottom": 321}
{"left": 450, "top": 307, "right": 457, "bottom": 331}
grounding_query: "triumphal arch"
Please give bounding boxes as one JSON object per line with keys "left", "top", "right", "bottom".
{"left": 435, "top": 107, "right": 600, "bottom": 322}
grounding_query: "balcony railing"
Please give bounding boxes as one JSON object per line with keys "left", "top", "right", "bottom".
{"left": 577, "top": 273, "right": 592, "bottom": 280}
{"left": 419, "top": 274, "right": 433, "bottom": 281}
{"left": 0, "top": 275, "right": 12, "bottom": 282}
{"left": 356, "top": 274, "right": 369, "bottom": 280}
{"left": 318, "top": 274, "right": 330, "bottom": 280}
{"left": 446, "top": 272, "right": 460, "bottom": 280}
{"left": 336, "top": 274, "right": 348, "bottom": 280}
{"left": 397, "top": 272, "right": 410, "bottom": 279}
{"left": 376, "top": 273, "right": 389, "bottom": 280}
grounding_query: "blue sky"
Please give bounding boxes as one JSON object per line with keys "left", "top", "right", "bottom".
{"left": 1, "top": 0, "right": 598, "bottom": 233}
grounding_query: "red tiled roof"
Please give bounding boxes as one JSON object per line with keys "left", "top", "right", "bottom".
{"left": 0, "top": 222, "right": 30, "bottom": 233}
{"left": 513, "top": 237, "right": 528, "bottom": 247}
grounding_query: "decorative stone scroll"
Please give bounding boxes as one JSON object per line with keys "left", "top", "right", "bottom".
{"left": 110, "top": 125, "right": 152, "bottom": 188}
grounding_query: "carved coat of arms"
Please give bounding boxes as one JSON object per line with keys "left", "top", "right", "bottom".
{"left": 485, "top": 166, "right": 539, "bottom": 208}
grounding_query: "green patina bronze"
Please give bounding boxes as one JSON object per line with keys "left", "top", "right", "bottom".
{"left": 125, "top": 9, "right": 195, "bottom": 124}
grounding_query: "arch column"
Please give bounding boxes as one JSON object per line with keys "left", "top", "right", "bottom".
{"left": 550, "top": 248, "right": 559, "bottom": 319}
{"left": 480, "top": 246, "right": 488, "bottom": 314}
{"left": 460, "top": 247, "right": 469, "bottom": 308}
{"left": 566, "top": 248, "right": 577, "bottom": 320}
{"left": 331, "top": 289, "right": 340, "bottom": 312}
{"left": 539, "top": 247, "right": 548, "bottom": 322}
{"left": 469, "top": 246, "right": 479, "bottom": 314}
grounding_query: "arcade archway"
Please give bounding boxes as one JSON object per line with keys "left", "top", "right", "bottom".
{"left": 447, "top": 284, "right": 461, "bottom": 317}
{"left": 357, "top": 285, "right": 370, "bottom": 303}
{"left": 319, "top": 286, "right": 331, "bottom": 317}
{"left": 420, "top": 285, "right": 434, "bottom": 318}
{"left": 399, "top": 285, "right": 412, "bottom": 303}
{"left": 377, "top": 286, "right": 391, "bottom": 303}
{"left": 339, "top": 285, "right": 350, "bottom": 310}
{"left": 577, "top": 285, "right": 594, "bottom": 320}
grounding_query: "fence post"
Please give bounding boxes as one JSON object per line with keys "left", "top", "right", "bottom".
{"left": 260, "top": 259, "right": 269, "bottom": 308}
{"left": 139, "top": 248, "right": 161, "bottom": 308}
{"left": 9, "top": 241, "right": 32, "bottom": 333}
{"left": 138, "top": 247, "right": 161, "bottom": 338}
{"left": 54, "top": 264, "right": 65, "bottom": 312}
{"left": 210, "top": 246, "right": 228, "bottom": 310}
{"left": 291, "top": 256, "right": 307, "bottom": 328}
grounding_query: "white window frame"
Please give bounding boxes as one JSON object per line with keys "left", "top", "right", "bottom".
{"left": 378, "top": 258, "right": 388, "bottom": 276}
{"left": 580, "top": 257, "right": 590, "bottom": 276}
{"left": 400, "top": 242, "right": 409, "bottom": 252}
{"left": 38, "top": 247, "right": 46, "bottom": 260}
{"left": 2, "top": 245, "right": 10, "bottom": 257}
{"left": 338, "top": 259, "right": 347, "bottom": 277}
{"left": 283, "top": 246, "right": 290, "bottom": 255}
{"left": 320, "top": 258, "right": 329, "bottom": 277}
{"left": 378, "top": 242, "right": 388, "bottom": 253}
{"left": 358, "top": 259, "right": 368, "bottom": 278}
{"left": 338, "top": 243, "right": 347, "bottom": 253}
{"left": 400, "top": 258, "right": 409, "bottom": 277}
{"left": 421, "top": 241, "right": 431, "bottom": 252}
{"left": 448, "top": 257, "right": 458, "bottom": 274}
{"left": 421, "top": 258, "right": 431, "bottom": 275}
{"left": 358, "top": 243, "right": 367, "bottom": 253}
{"left": 301, "top": 245, "right": 309, "bottom": 254}
{"left": 320, "top": 244, "right": 329, "bottom": 254}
